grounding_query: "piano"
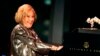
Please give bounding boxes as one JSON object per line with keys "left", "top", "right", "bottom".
{"left": 64, "top": 28, "right": 100, "bottom": 56}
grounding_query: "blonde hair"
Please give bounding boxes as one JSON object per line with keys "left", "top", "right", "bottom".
{"left": 15, "top": 4, "right": 37, "bottom": 23}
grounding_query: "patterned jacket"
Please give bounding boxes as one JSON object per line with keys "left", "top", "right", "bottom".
{"left": 10, "top": 24, "right": 52, "bottom": 56}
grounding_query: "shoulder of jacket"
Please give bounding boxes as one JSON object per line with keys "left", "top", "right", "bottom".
{"left": 14, "top": 24, "right": 26, "bottom": 35}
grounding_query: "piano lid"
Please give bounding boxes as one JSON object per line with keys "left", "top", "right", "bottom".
{"left": 77, "top": 28, "right": 100, "bottom": 34}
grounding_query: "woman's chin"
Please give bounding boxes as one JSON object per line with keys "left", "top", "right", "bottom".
{"left": 26, "top": 25, "right": 32, "bottom": 28}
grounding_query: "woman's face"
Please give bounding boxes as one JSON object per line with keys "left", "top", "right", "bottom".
{"left": 22, "top": 9, "right": 35, "bottom": 28}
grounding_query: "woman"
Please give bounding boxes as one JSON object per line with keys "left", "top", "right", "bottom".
{"left": 10, "top": 4, "right": 63, "bottom": 56}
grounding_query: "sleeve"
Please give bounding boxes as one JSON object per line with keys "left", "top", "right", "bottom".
{"left": 35, "top": 38, "right": 52, "bottom": 54}
{"left": 13, "top": 28, "right": 52, "bottom": 55}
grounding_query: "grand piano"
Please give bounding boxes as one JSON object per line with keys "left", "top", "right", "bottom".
{"left": 64, "top": 28, "right": 100, "bottom": 56}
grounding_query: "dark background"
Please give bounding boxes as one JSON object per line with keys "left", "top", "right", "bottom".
{"left": 70, "top": 0, "right": 100, "bottom": 30}
{"left": 1, "top": 0, "right": 100, "bottom": 56}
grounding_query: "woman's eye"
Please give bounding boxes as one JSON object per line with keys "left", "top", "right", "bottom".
{"left": 32, "top": 16, "right": 35, "bottom": 18}
{"left": 27, "top": 15, "right": 30, "bottom": 17}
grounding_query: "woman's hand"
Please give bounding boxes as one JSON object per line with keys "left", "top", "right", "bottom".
{"left": 50, "top": 45, "right": 63, "bottom": 51}
{"left": 56, "top": 45, "right": 63, "bottom": 51}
